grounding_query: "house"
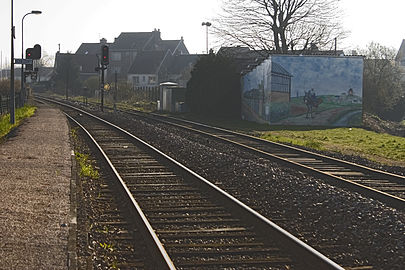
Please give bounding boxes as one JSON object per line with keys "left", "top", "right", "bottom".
{"left": 395, "top": 39, "right": 405, "bottom": 79}
{"left": 127, "top": 50, "right": 169, "bottom": 87}
{"left": 53, "top": 29, "right": 199, "bottom": 94}
{"left": 75, "top": 38, "right": 111, "bottom": 55}
{"left": 127, "top": 50, "right": 200, "bottom": 88}
{"left": 395, "top": 39, "right": 405, "bottom": 66}
{"left": 54, "top": 52, "right": 98, "bottom": 82}
{"left": 158, "top": 54, "right": 200, "bottom": 87}
{"left": 108, "top": 29, "right": 189, "bottom": 80}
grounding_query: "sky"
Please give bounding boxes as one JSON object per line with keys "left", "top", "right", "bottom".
{"left": 0, "top": 0, "right": 404, "bottom": 68}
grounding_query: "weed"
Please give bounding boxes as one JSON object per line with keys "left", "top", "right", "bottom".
{"left": 71, "top": 127, "right": 78, "bottom": 140}
{"left": 0, "top": 105, "right": 36, "bottom": 139}
{"left": 99, "top": 242, "right": 114, "bottom": 252}
{"left": 75, "top": 152, "right": 99, "bottom": 179}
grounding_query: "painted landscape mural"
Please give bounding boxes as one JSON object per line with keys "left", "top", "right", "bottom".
{"left": 241, "top": 55, "right": 364, "bottom": 126}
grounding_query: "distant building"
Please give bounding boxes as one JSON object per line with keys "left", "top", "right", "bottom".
{"left": 127, "top": 51, "right": 200, "bottom": 88}
{"left": 54, "top": 29, "right": 198, "bottom": 89}
{"left": 54, "top": 52, "right": 98, "bottom": 82}
{"left": 395, "top": 39, "right": 405, "bottom": 79}
{"left": 395, "top": 39, "right": 405, "bottom": 66}
{"left": 108, "top": 29, "right": 189, "bottom": 80}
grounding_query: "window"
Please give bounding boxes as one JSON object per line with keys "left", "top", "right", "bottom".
{"left": 271, "top": 75, "right": 290, "bottom": 93}
{"left": 133, "top": 76, "right": 139, "bottom": 85}
{"left": 148, "top": 76, "right": 156, "bottom": 84}
{"left": 111, "top": 52, "right": 121, "bottom": 61}
{"left": 112, "top": 66, "right": 121, "bottom": 73}
{"left": 142, "top": 76, "right": 146, "bottom": 82}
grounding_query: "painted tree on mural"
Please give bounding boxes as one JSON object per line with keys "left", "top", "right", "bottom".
{"left": 214, "top": 0, "right": 345, "bottom": 53}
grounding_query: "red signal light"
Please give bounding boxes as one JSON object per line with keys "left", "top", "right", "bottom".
{"left": 101, "top": 45, "right": 109, "bottom": 65}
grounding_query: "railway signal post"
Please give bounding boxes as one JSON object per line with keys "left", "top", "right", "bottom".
{"left": 97, "top": 45, "right": 109, "bottom": 112}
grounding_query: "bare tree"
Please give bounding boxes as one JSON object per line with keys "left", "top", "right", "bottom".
{"left": 214, "top": 0, "right": 345, "bottom": 53}
{"left": 361, "top": 42, "right": 404, "bottom": 119}
{"left": 37, "top": 51, "right": 54, "bottom": 68}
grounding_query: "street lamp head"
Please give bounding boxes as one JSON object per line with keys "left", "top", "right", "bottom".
{"left": 202, "top": 22, "right": 212, "bottom": 27}
{"left": 31, "top": 10, "right": 42, "bottom": 14}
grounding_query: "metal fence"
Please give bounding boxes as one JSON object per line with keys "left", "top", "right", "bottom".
{"left": 134, "top": 86, "right": 160, "bottom": 102}
{"left": 0, "top": 93, "right": 23, "bottom": 116}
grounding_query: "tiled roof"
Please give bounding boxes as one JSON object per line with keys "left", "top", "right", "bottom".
{"left": 395, "top": 39, "right": 405, "bottom": 62}
{"left": 157, "top": 40, "right": 182, "bottom": 53}
{"left": 128, "top": 50, "right": 168, "bottom": 74}
{"left": 165, "top": 54, "right": 200, "bottom": 74}
{"left": 55, "top": 53, "right": 98, "bottom": 74}
{"left": 75, "top": 43, "right": 111, "bottom": 55}
{"left": 110, "top": 32, "right": 157, "bottom": 50}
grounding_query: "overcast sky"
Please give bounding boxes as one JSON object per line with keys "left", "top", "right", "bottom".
{"left": 1, "top": 0, "right": 404, "bottom": 68}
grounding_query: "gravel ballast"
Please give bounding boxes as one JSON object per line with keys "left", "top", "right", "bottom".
{"left": 96, "top": 111, "right": 405, "bottom": 269}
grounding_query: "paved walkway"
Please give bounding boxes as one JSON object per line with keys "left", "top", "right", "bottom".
{"left": 0, "top": 104, "right": 73, "bottom": 269}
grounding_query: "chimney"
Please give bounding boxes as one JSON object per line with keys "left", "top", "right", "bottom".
{"left": 153, "top": 28, "right": 161, "bottom": 40}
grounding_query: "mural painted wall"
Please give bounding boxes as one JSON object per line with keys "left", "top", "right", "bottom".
{"left": 241, "top": 55, "right": 364, "bottom": 126}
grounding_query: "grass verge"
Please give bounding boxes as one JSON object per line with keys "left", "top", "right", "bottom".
{"left": 0, "top": 105, "right": 37, "bottom": 139}
{"left": 180, "top": 115, "right": 405, "bottom": 167}
{"left": 259, "top": 127, "right": 405, "bottom": 165}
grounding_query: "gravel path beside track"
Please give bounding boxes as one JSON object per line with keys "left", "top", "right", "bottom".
{"left": 0, "top": 106, "right": 72, "bottom": 269}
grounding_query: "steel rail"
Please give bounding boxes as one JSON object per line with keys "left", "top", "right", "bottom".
{"left": 38, "top": 96, "right": 345, "bottom": 270}
{"left": 128, "top": 110, "right": 405, "bottom": 210}
{"left": 65, "top": 113, "right": 176, "bottom": 270}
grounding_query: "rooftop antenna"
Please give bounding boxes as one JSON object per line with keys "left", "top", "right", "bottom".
{"left": 58, "top": 43, "right": 60, "bottom": 52}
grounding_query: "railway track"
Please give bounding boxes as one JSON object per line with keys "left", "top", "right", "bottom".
{"left": 44, "top": 98, "right": 344, "bottom": 269}
{"left": 117, "top": 108, "right": 405, "bottom": 210}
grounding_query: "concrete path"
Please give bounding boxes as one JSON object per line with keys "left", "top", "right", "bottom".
{"left": 0, "top": 104, "right": 74, "bottom": 269}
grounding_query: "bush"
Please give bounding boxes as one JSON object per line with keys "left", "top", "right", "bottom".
{"left": 0, "top": 79, "right": 21, "bottom": 96}
{"left": 186, "top": 53, "right": 241, "bottom": 118}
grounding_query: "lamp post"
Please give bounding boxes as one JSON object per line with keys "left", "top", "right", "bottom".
{"left": 202, "top": 22, "right": 211, "bottom": 54}
{"left": 10, "top": 0, "right": 15, "bottom": 124}
{"left": 21, "top": 10, "right": 42, "bottom": 103}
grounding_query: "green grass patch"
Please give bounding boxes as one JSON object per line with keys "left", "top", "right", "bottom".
{"left": 260, "top": 127, "right": 405, "bottom": 164}
{"left": 0, "top": 105, "right": 36, "bottom": 139}
{"left": 178, "top": 114, "right": 405, "bottom": 166}
{"left": 75, "top": 152, "right": 99, "bottom": 179}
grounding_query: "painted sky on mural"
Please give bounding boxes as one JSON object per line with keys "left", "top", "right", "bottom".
{"left": 271, "top": 56, "right": 364, "bottom": 97}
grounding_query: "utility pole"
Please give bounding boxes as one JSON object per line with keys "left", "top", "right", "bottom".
{"left": 101, "top": 66, "right": 104, "bottom": 112}
{"left": 100, "top": 45, "right": 109, "bottom": 112}
{"left": 114, "top": 71, "right": 117, "bottom": 113}
{"left": 10, "top": 0, "right": 15, "bottom": 124}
